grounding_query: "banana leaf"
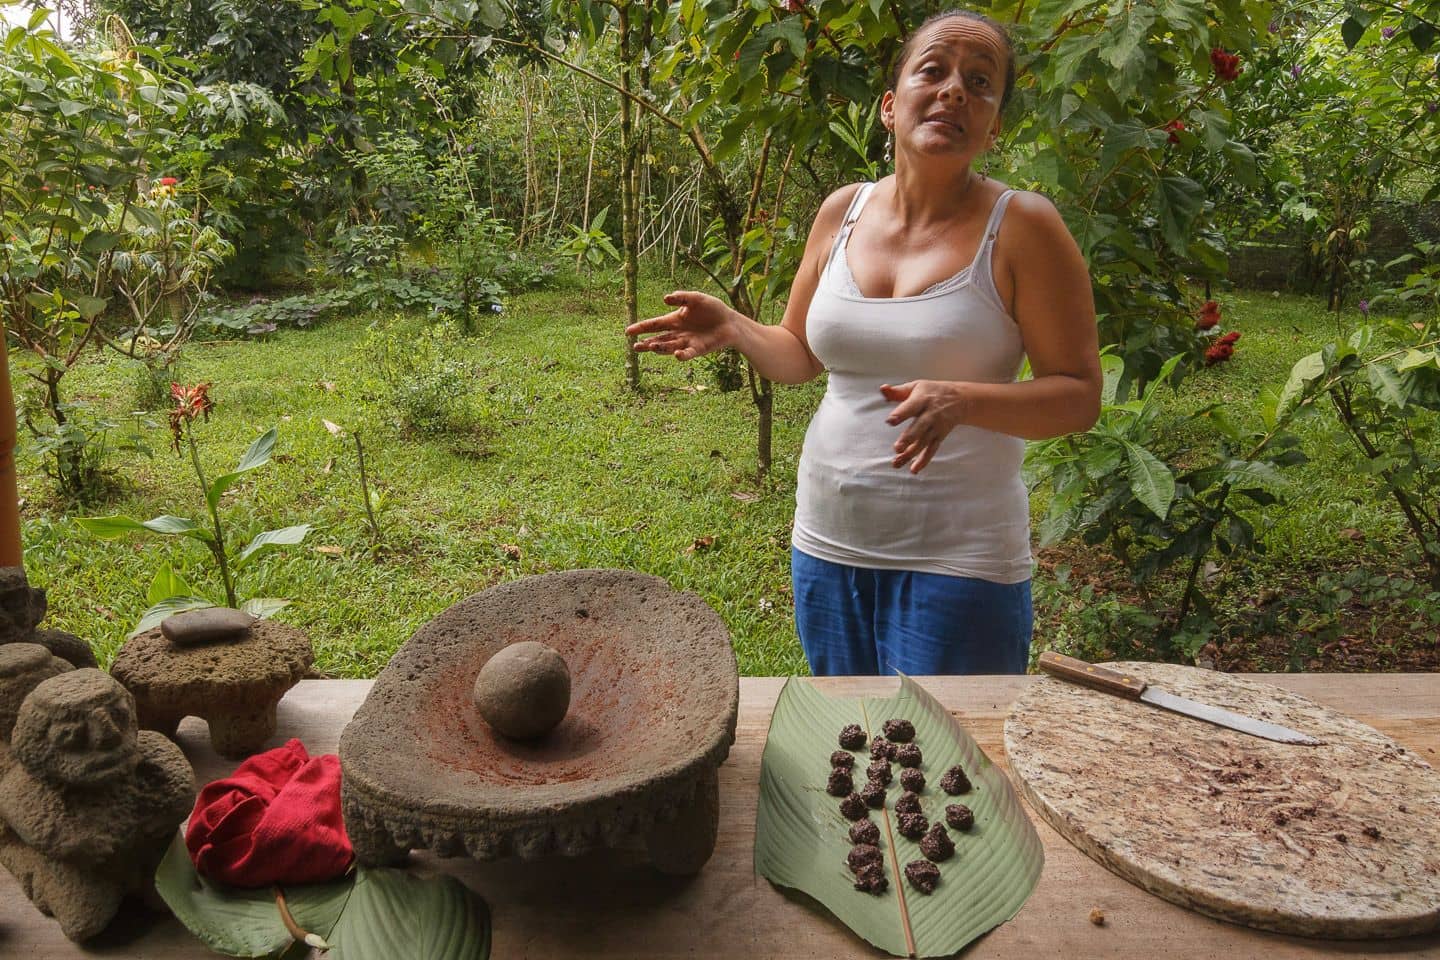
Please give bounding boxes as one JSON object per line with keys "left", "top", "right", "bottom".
{"left": 754, "top": 676, "right": 1043, "bottom": 957}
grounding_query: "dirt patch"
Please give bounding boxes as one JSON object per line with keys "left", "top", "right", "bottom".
{"left": 1033, "top": 544, "right": 1440, "bottom": 673}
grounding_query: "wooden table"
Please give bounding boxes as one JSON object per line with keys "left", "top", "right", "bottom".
{"left": 3, "top": 675, "right": 1438, "bottom": 959}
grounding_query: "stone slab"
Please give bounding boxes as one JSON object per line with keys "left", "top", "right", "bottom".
{"left": 1005, "top": 662, "right": 1440, "bottom": 939}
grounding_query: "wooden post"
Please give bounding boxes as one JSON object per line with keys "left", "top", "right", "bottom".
{"left": 0, "top": 327, "right": 22, "bottom": 566}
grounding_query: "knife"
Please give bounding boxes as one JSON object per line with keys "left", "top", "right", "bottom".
{"left": 1036, "top": 652, "right": 1321, "bottom": 745}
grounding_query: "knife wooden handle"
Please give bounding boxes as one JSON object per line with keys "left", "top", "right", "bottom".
{"left": 1037, "top": 652, "right": 1148, "bottom": 699}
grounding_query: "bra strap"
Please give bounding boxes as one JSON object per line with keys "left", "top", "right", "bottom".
{"left": 826, "top": 182, "right": 876, "bottom": 268}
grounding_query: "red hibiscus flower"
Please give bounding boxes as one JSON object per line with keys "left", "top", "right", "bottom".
{"left": 159, "top": 176, "right": 179, "bottom": 186}
{"left": 1164, "top": 119, "right": 1186, "bottom": 144}
{"left": 1217, "top": 331, "right": 1241, "bottom": 346}
{"left": 1210, "top": 48, "right": 1242, "bottom": 82}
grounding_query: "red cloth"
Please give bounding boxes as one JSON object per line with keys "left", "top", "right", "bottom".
{"left": 186, "top": 739, "right": 353, "bottom": 887}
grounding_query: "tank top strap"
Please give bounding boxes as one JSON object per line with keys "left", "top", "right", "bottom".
{"left": 826, "top": 182, "right": 877, "bottom": 271}
{"left": 970, "top": 189, "right": 1018, "bottom": 313}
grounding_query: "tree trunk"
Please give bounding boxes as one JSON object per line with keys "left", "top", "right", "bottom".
{"left": 0, "top": 325, "right": 21, "bottom": 566}
{"left": 619, "top": 3, "right": 640, "bottom": 391}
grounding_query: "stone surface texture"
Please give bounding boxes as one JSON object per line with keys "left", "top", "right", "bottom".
{"left": 1005, "top": 662, "right": 1440, "bottom": 939}
{"left": 341, "top": 569, "right": 739, "bottom": 875}
{"left": 0, "top": 669, "right": 194, "bottom": 942}
{"left": 159, "top": 607, "right": 255, "bottom": 647}
{"left": 111, "top": 618, "right": 312, "bottom": 759}
{"left": 0, "top": 567, "right": 97, "bottom": 669}
{"left": 472, "top": 640, "right": 571, "bottom": 740}
{"left": 0, "top": 644, "right": 71, "bottom": 750}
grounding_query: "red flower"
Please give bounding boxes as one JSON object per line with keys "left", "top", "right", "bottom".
{"left": 1204, "top": 342, "right": 1235, "bottom": 366}
{"left": 1217, "top": 331, "right": 1241, "bottom": 346}
{"left": 1210, "top": 48, "right": 1242, "bottom": 82}
{"left": 159, "top": 176, "right": 179, "bottom": 186}
{"left": 1164, "top": 119, "right": 1186, "bottom": 144}
{"left": 169, "top": 382, "right": 215, "bottom": 452}
{"left": 1195, "top": 299, "right": 1221, "bottom": 330}
{"left": 783, "top": 0, "right": 803, "bottom": 11}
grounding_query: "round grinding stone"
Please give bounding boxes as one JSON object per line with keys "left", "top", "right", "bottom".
{"left": 473, "top": 641, "right": 571, "bottom": 739}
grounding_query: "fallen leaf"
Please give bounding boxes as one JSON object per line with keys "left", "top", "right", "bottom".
{"left": 1089, "top": 908, "right": 1106, "bottom": 926}
{"left": 322, "top": 419, "right": 344, "bottom": 437}
{"left": 322, "top": 457, "right": 335, "bottom": 475}
{"left": 730, "top": 491, "right": 759, "bottom": 502}
{"left": 500, "top": 544, "right": 522, "bottom": 561}
{"left": 1339, "top": 527, "right": 1365, "bottom": 542}
{"left": 319, "top": 381, "right": 337, "bottom": 392}
{"left": 686, "top": 535, "right": 715, "bottom": 554}
{"left": 314, "top": 545, "right": 344, "bottom": 557}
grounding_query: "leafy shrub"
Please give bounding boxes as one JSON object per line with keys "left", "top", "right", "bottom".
{"left": 1026, "top": 353, "right": 1308, "bottom": 661}
{"left": 328, "top": 224, "right": 404, "bottom": 280}
{"left": 18, "top": 400, "right": 152, "bottom": 505}
{"left": 363, "top": 321, "right": 482, "bottom": 437}
{"left": 1280, "top": 301, "right": 1440, "bottom": 586}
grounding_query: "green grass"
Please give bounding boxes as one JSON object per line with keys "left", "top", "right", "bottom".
{"left": 13, "top": 276, "right": 1435, "bottom": 676}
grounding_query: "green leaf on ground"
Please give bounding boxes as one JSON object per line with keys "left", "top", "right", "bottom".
{"left": 754, "top": 677, "right": 1043, "bottom": 958}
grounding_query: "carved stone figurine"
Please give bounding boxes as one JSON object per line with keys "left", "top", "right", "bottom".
{"left": 0, "top": 668, "right": 195, "bottom": 941}
{"left": 0, "top": 566, "right": 97, "bottom": 669}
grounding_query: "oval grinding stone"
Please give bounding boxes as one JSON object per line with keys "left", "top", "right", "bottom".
{"left": 1004, "top": 662, "right": 1440, "bottom": 939}
{"left": 473, "top": 641, "right": 571, "bottom": 740}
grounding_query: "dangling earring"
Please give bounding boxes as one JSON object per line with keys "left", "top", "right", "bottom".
{"left": 883, "top": 131, "right": 893, "bottom": 168}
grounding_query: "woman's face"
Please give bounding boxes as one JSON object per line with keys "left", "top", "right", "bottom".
{"left": 883, "top": 18, "right": 1007, "bottom": 167}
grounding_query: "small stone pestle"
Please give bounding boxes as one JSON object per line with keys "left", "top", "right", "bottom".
{"left": 472, "top": 641, "right": 570, "bottom": 740}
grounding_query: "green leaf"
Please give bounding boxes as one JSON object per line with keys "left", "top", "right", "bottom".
{"left": 144, "top": 514, "right": 207, "bottom": 537}
{"left": 240, "top": 598, "right": 290, "bottom": 620}
{"left": 324, "top": 868, "right": 490, "bottom": 960}
{"left": 1412, "top": 22, "right": 1437, "bottom": 53}
{"left": 147, "top": 564, "right": 196, "bottom": 605}
{"left": 755, "top": 677, "right": 1043, "bottom": 957}
{"left": 1396, "top": 349, "right": 1436, "bottom": 372}
{"left": 73, "top": 295, "right": 108, "bottom": 320}
{"left": 1155, "top": 176, "right": 1204, "bottom": 253}
{"left": 75, "top": 514, "right": 151, "bottom": 539}
{"left": 1341, "top": 16, "right": 1366, "bottom": 49}
{"left": 235, "top": 524, "right": 312, "bottom": 568}
{"left": 155, "top": 832, "right": 351, "bottom": 958}
{"left": 1277, "top": 350, "right": 1326, "bottom": 419}
{"left": 1123, "top": 441, "right": 1175, "bottom": 519}
{"left": 1367, "top": 363, "right": 1409, "bottom": 407}
{"left": 130, "top": 597, "right": 216, "bottom": 638}
{"left": 76, "top": 514, "right": 208, "bottom": 541}
{"left": 207, "top": 427, "right": 277, "bottom": 512}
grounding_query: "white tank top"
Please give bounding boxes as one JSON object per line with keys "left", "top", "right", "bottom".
{"left": 791, "top": 182, "right": 1031, "bottom": 583}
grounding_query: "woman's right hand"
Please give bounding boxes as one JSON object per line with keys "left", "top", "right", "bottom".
{"left": 624, "top": 290, "right": 738, "bottom": 361}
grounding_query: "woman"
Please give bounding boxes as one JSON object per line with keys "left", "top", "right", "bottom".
{"left": 625, "top": 11, "right": 1101, "bottom": 676}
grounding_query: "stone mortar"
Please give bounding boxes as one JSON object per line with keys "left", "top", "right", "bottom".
{"left": 340, "top": 569, "right": 739, "bottom": 875}
{"left": 110, "top": 618, "right": 312, "bottom": 759}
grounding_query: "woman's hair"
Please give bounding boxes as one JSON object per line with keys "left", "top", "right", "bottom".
{"left": 888, "top": 10, "right": 1017, "bottom": 112}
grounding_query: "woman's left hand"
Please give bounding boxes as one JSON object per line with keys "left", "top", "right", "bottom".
{"left": 880, "top": 380, "right": 969, "bottom": 474}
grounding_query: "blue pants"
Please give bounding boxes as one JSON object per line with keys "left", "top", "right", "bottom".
{"left": 791, "top": 547, "right": 1032, "bottom": 677}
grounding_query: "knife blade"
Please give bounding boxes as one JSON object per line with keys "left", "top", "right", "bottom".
{"left": 1037, "top": 652, "right": 1321, "bottom": 745}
